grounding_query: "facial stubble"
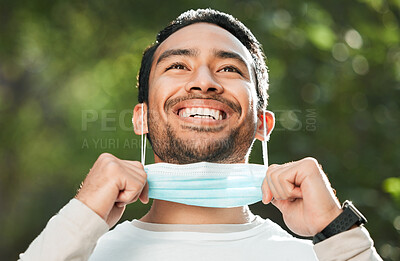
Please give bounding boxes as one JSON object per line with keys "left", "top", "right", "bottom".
{"left": 147, "top": 109, "right": 256, "bottom": 164}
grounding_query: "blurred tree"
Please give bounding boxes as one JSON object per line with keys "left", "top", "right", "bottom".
{"left": 0, "top": 0, "right": 399, "bottom": 260}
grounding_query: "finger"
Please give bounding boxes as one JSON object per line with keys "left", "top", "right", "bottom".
{"left": 261, "top": 176, "right": 273, "bottom": 204}
{"left": 266, "top": 172, "right": 282, "bottom": 200}
{"left": 270, "top": 162, "right": 305, "bottom": 200}
{"left": 122, "top": 160, "right": 143, "bottom": 171}
{"left": 263, "top": 164, "right": 282, "bottom": 203}
{"left": 123, "top": 160, "right": 145, "bottom": 170}
{"left": 269, "top": 169, "right": 287, "bottom": 200}
{"left": 283, "top": 159, "right": 319, "bottom": 199}
{"left": 271, "top": 197, "right": 296, "bottom": 211}
{"left": 116, "top": 175, "right": 146, "bottom": 204}
{"left": 280, "top": 168, "right": 303, "bottom": 199}
{"left": 139, "top": 181, "right": 149, "bottom": 204}
{"left": 266, "top": 163, "right": 293, "bottom": 200}
{"left": 123, "top": 161, "right": 147, "bottom": 177}
{"left": 262, "top": 164, "right": 282, "bottom": 203}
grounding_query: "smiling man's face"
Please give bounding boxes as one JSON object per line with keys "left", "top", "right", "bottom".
{"left": 145, "top": 22, "right": 260, "bottom": 164}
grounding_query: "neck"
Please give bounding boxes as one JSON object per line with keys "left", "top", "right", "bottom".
{"left": 139, "top": 199, "right": 255, "bottom": 224}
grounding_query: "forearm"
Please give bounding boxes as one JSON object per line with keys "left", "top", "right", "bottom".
{"left": 313, "top": 226, "right": 383, "bottom": 261}
{"left": 19, "top": 199, "right": 109, "bottom": 261}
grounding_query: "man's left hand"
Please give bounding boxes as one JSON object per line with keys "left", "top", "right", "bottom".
{"left": 262, "top": 157, "right": 342, "bottom": 236}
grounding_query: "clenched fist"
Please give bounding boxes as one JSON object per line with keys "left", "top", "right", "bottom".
{"left": 75, "top": 153, "right": 149, "bottom": 228}
{"left": 262, "top": 157, "right": 342, "bottom": 237}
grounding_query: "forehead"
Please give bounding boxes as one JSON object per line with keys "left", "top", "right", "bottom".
{"left": 153, "top": 23, "right": 253, "bottom": 64}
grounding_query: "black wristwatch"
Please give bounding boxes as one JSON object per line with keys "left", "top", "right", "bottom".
{"left": 313, "top": 200, "right": 367, "bottom": 244}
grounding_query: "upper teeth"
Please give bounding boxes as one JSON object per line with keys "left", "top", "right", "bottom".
{"left": 179, "top": 107, "right": 223, "bottom": 120}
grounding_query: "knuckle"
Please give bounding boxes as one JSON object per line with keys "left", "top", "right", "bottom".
{"left": 270, "top": 171, "right": 280, "bottom": 182}
{"left": 97, "top": 153, "right": 117, "bottom": 166}
{"left": 133, "top": 167, "right": 147, "bottom": 180}
{"left": 303, "top": 156, "right": 317, "bottom": 163}
{"left": 134, "top": 174, "right": 147, "bottom": 185}
{"left": 103, "top": 160, "right": 120, "bottom": 173}
{"left": 133, "top": 181, "right": 145, "bottom": 192}
{"left": 99, "top": 152, "right": 113, "bottom": 160}
{"left": 302, "top": 157, "right": 318, "bottom": 167}
{"left": 131, "top": 161, "right": 144, "bottom": 169}
{"left": 141, "top": 171, "right": 148, "bottom": 180}
{"left": 138, "top": 169, "right": 148, "bottom": 180}
{"left": 268, "top": 164, "right": 279, "bottom": 169}
{"left": 97, "top": 154, "right": 123, "bottom": 173}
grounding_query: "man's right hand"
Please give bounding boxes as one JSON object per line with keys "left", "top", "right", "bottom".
{"left": 75, "top": 153, "right": 149, "bottom": 228}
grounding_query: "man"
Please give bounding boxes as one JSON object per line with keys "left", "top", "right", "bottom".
{"left": 20, "top": 9, "right": 382, "bottom": 260}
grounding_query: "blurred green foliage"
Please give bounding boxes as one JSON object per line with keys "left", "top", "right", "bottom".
{"left": 1, "top": 0, "right": 399, "bottom": 260}
{"left": 384, "top": 177, "right": 400, "bottom": 206}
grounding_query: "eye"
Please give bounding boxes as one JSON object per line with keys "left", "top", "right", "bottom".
{"left": 166, "top": 63, "right": 187, "bottom": 71}
{"left": 219, "top": 66, "right": 242, "bottom": 75}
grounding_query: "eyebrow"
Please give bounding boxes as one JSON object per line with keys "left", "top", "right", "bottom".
{"left": 155, "top": 48, "right": 251, "bottom": 72}
{"left": 156, "top": 48, "right": 199, "bottom": 65}
{"left": 213, "top": 49, "right": 249, "bottom": 69}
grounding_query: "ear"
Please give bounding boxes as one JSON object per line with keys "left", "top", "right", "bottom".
{"left": 255, "top": 110, "right": 275, "bottom": 142}
{"left": 132, "top": 103, "right": 149, "bottom": 135}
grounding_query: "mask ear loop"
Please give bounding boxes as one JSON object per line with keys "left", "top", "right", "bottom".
{"left": 141, "top": 103, "right": 146, "bottom": 166}
{"left": 262, "top": 109, "right": 268, "bottom": 167}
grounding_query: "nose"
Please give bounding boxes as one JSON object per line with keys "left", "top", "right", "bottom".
{"left": 184, "top": 66, "right": 223, "bottom": 94}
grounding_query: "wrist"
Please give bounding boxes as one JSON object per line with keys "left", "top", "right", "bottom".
{"left": 313, "top": 200, "right": 367, "bottom": 244}
{"left": 75, "top": 194, "right": 109, "bottom": 221}
{"left": 322, "top": 206, "right": 343, "bottom": 227}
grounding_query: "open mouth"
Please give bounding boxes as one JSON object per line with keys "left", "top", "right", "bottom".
{"left": 177, "top": 107, "right": 227, "bottom": 120}
{"left": 169, "top": 98, "right": 236, "bottom": 124}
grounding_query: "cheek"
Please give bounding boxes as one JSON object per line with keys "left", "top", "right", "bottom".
{"left": 148, "top": 76, "right": 184, "bottom": 116}
{"left": 223, "top": 81, "right": 256, "bottom": 110}
{"left": 148, "top": 76, "right": 171, "bottom": 101}
{"left": 232, "top": 83, "right": 258, "bottom": 125}
{"left": 241, "top": 84, "right": 258, "bottom": 113}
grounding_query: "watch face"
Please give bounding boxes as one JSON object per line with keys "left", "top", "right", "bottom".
{"left": 345, "top": 201, "right": 367, "bottom": 224}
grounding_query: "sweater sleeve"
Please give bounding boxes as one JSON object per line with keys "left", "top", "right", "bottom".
{"left": 313, "top": 226, "right": 383, "bottom": 261}
{"left": 19, "top": 198, "right": 109, "bottom": 261}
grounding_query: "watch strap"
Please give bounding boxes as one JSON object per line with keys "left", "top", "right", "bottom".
{"left": 313, "top": 200, "right": 367, "bottom": 244}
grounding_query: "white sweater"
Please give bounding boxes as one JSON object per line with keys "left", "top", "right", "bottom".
{"left": 19, "top": 199, "right": 382, "bottom": 261}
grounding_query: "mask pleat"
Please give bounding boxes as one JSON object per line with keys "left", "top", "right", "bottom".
{"left": 146, "top": 162, "right": 267, "bottom": 208}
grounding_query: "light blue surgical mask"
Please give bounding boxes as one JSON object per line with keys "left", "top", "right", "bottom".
{"left": 139, "top": 104, "right": 274, "bottom": 208}
{"left": 145, "top": 162, "right": 267, "bottom": 208}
